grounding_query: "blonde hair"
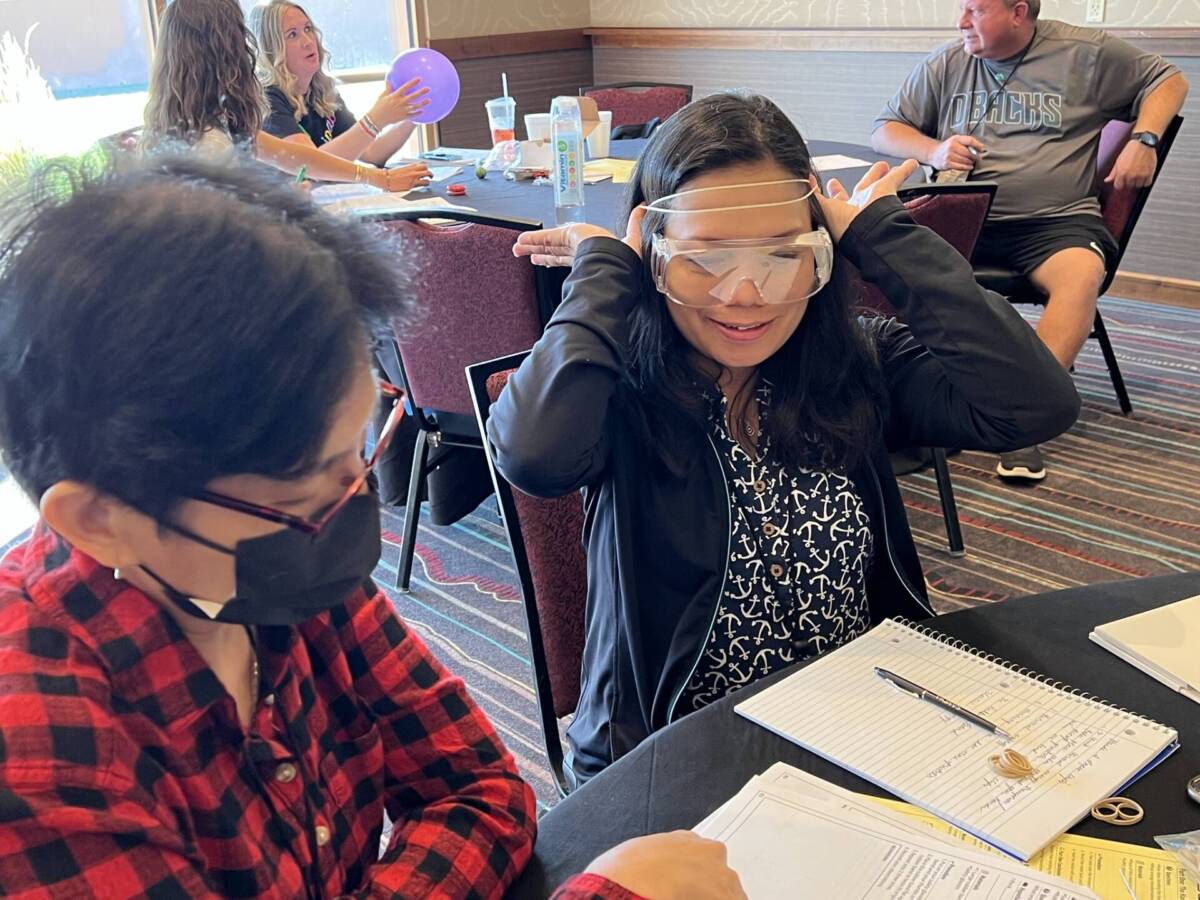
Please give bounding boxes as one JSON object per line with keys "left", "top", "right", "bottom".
{"left": 250, "top": 1, "right": 340, "bottom": 121}
{"left": 144, "top": 0, "right": 265, "bottom": 147}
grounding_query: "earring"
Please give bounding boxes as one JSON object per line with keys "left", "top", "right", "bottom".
{"left": 113, "top": 568, "right": 124, "bottom": 581}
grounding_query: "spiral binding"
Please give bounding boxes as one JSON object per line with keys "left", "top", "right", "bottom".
{"left": 890, "top": 617, "right": 1175, "bottom": 736}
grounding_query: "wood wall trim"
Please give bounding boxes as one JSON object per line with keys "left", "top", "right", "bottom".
{"left": 1110, "top": 272, "right": 1200, "bottom": 310}
{"left": 586, "top": 26, "right": 1200, "bottom": 57}
{"left": 431, "top": 28, "right": 589, "bottom": 61}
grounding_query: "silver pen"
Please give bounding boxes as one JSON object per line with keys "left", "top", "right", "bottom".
{"left": 875, "top": 667, "right": 1014, "bottom": 742}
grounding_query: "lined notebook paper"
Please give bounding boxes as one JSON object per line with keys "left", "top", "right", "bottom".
{"left": 735, "top": 619, "right": 1178, "bottom": 861}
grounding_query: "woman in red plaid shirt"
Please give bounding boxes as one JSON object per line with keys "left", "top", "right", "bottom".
{"left": 0, "top": 157, "right": 743, "bottom": 900}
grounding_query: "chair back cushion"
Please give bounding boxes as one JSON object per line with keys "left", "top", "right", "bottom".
{"left": 486, "top": 370, "right": 588, "bottom": 717}
{"left": 857, "top": 190, "right": 991, "bottom": 318}
{"left": 1096, "top": 120, "right": 1137, "bottom": 243}
{"left": 383, "top": 220, "right": 544, "bottom": 416}
{"left": 583, "top": 85, "right": 691, "bottom": 128}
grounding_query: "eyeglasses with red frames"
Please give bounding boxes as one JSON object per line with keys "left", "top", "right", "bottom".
{"left": 191, "top": 381, "right": 405, "bottom": 537}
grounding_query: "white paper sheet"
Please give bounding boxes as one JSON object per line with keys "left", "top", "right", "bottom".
{"left": 812, "top": 153, "right": 875, "bottom": 170}
{"left": 696, "top": 773, "right": 1098, "bottom": 900}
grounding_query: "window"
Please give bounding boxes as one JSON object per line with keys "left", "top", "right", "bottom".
{"left": 1, "top": 0, "right": 153, "bottom": 154}
{"left": 0, "top": 0, "right": 415, "bottom": 155}
{"left": 236, "top": 0, "right": 409, "bottom": 72}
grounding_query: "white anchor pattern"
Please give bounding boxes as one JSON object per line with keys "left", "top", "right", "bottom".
{"left": 680, "top": 383, "right": 874, "bottom": 714}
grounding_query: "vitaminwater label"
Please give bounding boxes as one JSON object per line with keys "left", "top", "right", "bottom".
{"left": 555, "top": 135, "right": 583, "bottom": 202}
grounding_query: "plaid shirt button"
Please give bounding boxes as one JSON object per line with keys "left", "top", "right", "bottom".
{"left": 315, "top": 825, "right": 331, "bottom": 847}
{"left": 274, "top": 762, "right": 298, "bottom": 783}
{"left": 263, "top": 693, "right": 276, "bottom": 705}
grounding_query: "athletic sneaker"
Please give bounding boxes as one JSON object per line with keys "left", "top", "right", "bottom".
{"left": 996, "top": 445, "right": 1046, "bottom": 482}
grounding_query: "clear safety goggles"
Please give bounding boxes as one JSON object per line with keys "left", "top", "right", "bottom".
{"left": 645, "top": 179, "right": 834, "bottom": 308}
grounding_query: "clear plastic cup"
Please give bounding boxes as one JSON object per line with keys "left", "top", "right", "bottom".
{"left": 485, "top": 97, "right": 516, "bottom": 146}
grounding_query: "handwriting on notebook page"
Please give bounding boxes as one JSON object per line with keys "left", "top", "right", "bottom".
{"left": 735, "top": 619, "right": 1177, "bottom": 859}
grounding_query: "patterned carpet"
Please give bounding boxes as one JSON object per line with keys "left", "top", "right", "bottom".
{"left": 2, "top": 297, "right": 1197, "bottom": 812}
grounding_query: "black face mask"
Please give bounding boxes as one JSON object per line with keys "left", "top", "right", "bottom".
{"left": 140, "top": 491, "right": 383, "bottom": 626}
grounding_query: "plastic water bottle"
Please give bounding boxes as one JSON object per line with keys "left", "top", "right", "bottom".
{"left": 551, "top": 96, "right": 585, "bottom": 222}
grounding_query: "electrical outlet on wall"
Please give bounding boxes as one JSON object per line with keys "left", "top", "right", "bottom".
{"left": 1086, "top": 0, "right": 1106, "bottom": 23}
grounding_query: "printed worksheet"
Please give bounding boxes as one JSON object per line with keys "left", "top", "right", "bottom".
{"left": 697, "top": 777, "right": 1098, "bottom": 900}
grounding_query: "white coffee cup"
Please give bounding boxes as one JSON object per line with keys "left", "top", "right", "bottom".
{"left": 585, "top": 110, "right": 613, "bottom": 159}
{"left": 524, "top": 113, "right": 552, "bottom": 142}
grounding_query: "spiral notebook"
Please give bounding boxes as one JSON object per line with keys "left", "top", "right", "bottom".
{"left": 735, "top": 618, "right": 1179, "bottom": 861}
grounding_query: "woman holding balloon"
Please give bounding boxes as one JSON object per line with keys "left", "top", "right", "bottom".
{"left": 252, "top": 1, "right": 430, "bottom": 167}
{"left": 144, "top": 0, "right": 433, "bottom": 191}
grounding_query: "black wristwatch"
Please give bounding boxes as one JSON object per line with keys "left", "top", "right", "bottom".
{"left": 1131, "top": 131, "right": 1160, "bottom": 148}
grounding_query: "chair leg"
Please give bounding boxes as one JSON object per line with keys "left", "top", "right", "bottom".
{"left": 931, "top": 448, "right": 965, "bottom": 558}
{"left": 396, "top": 429, "right": 429, "bottom": 592}
{"left": 1092, "top": 311, "right": 1132, "bottom": 415}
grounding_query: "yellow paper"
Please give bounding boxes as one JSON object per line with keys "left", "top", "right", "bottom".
{"left": 872, "top": 796, "right": 1200, "bottom": 900}
{"left": 583, "top": 158, "right": 637, "bottom": 184}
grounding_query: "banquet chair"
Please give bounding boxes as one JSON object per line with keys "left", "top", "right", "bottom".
{"left": 580, "top": 82, "right": 692, "bottom": 137}
{"left": 468, "top": 352, "right": 587, "bottom": 797}
{"left": 363, "top": 210, "right": 557, "bottom": 591}
{"left": 857, "top": 181, "right": 997, "bottom": 557}
{"left": 974, "top": 116, "right": 1184, "bottom": 414}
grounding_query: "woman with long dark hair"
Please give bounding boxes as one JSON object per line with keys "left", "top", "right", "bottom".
{"left": 489, "top": 91, "right": 1079, "bottom": 786}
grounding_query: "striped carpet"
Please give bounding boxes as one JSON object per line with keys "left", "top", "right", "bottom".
{"left": 2, "top": 297, "right": 1197, "bottom": 812}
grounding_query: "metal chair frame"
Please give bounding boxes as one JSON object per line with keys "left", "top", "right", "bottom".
{"left": 468, "top": 351, "right": 577, "bottom": 797}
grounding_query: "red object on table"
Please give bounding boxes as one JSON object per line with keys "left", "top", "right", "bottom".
{"left": 448, "top": 183, "right": 467, "bottom": 196}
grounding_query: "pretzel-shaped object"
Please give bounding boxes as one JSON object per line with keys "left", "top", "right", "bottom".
{"left": 1090, "top": 797, "right": 1144, "bottom": 826}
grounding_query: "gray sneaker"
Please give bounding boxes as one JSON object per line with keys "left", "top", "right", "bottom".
{"left": 996, "top": 445, "right": 1046, "bottom": 482}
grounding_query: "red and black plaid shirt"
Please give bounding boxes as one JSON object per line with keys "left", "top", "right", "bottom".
{"left": 0, "top": 523, "right": 631, "bottom": 899}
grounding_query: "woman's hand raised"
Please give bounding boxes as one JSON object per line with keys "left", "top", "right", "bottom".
{"left": 513, "top": 206, "right": 647, "bottom": 267}
{"left": 369, "top": 77, "right": 431, "bottom": 128}
{"left": 811, "top": 158, "right": 920, "bottom": 242}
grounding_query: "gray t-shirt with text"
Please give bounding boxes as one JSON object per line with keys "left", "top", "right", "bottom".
{"left": 874, "top": 20, "right": 1179, "bottom": 220}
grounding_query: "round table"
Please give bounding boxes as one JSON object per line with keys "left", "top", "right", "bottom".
{"left": 420, "top": 139, "right": 908, "bottom": 233}
{"left": 509, "top": 573, "right": 1200, "bottom": 899}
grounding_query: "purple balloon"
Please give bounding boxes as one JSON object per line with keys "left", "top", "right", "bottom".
{"left": 386, "top": 48, "right": 460, "bottom": 125}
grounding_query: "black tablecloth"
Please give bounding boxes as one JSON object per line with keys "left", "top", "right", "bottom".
{"left": 509, "top": 574, "right": 1200, "bottom": 899}
{"left": 422, "top": 139, "right": 906, "bottom": 232}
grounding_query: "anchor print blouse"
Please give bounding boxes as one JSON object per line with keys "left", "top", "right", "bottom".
{"left": 679, "top": 383, "right": 875, "bottom": 714}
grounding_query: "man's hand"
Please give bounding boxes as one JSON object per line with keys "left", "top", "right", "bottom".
{"left": 814, "top": 158, "right": 921, "bottom": 243}
{"left": 931, "top": 134, "right": 986, "bottom": 172}
{"left": 1104, "top": 140, "right": 1157, "bottom": 190}
{"left": 585, "top": 831, "right": 748, "bottom": 900}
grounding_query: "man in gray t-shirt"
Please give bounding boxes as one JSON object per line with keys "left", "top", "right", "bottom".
{"left": 872, "top": 0, "right": 1187, "bottom": 482}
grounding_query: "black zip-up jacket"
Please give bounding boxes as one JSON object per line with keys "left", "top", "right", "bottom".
{"left": 487, "top": 198, "right": 1080, "bottom": 787}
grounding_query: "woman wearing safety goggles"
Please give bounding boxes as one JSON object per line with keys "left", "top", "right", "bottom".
{"left": 490, "top": 91, "right": 1079, "bottom": 789}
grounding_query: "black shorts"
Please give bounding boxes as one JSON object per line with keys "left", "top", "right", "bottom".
{"left": 973, "top": 214, "right": 1118, "bottom": 276}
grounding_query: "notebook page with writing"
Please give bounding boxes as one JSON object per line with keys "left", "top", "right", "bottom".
{"left": 735, "top": 619, "right": 1178, "bottom": 861}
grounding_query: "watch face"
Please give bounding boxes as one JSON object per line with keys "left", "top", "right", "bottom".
{"left": 1189, "top": 773, "right": 1200, "bottom": 805}
{"left": 1135, "top": 132, "right": 1159, "bottom": 147}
